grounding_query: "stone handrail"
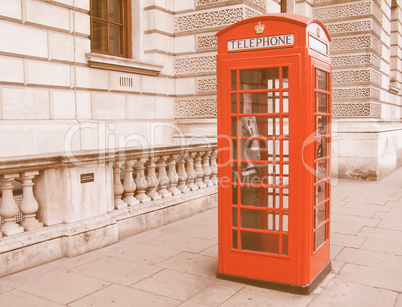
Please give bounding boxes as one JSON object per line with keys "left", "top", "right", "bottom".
{"left": 0, "top": 142, "right": 218, "bottom": 241}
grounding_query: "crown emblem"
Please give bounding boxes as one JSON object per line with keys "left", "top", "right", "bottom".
{"left": 254, "top": 22, "right": 265, "bottom": 34}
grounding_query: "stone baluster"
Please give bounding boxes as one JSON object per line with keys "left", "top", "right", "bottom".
{"left": 134, "top": 158, "right": 151, "bottom": 203}
{"left": 20, "top": 171, "right": 43, "bottom": 231}
{"left": 186, "top": 152, "right": 198, "bottom": 191}
{"left": 113, "top": 161, "right": 127, "bottom": 209}
{"left": 194, "top": 151, "right": 206, "bottom": 189}
{"left": 177, "top": 154, "right": 189, "bottom": 193}
{"left": 157, "top": 156, "right": 172, "bottom": 198}
{"left": 167, "top": 155, "right": 181, "bottom": 196}
{"left": 0, "top": 174, "right": 24, "bottom": 236}
{"left": 146, "top": 157, "right": 162, "bottom": 201}
{"left": 123, "top": 160, "right": 140, "bottom": 206}
{"left": 202, "top": 151, "right": 213, "bottom": 187}
{"left": 210, "top": 150, "right": 218, "bottom": 186}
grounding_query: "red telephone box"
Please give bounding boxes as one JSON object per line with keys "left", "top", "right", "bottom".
{"left": 216, "top": 14, "right": 331, "bottom": 294}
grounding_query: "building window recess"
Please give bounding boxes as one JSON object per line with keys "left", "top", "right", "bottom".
{"left": 90, "top": 0, "right": 131, "bottom": 58}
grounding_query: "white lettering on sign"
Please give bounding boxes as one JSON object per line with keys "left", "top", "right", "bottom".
{"left": 228, "top": 34, "right": 294, "bottom": 51}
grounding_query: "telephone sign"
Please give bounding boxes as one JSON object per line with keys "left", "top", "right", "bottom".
{"left": 228, "top": 34, "right": 294, "bottom": 51}
{"left": 216, "top": 14, "right": 332, "bottom": 294}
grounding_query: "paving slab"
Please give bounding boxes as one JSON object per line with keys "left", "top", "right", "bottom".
{"left": 396, "top": 294, "right": 402, "bottom": 307}
{"left": 146, "top": 233, "right": 216, "bottom": 253}
{"left": 0, "top": 289, "right": 64, "bottom": 306}
{"left": 47, "top": 249, "right": 105, "bottom": 270}
{"left": 330, "top": 233, "right": 366, "bottom": 248}
{"left": 373, "top": 210, "right": 402, "bottom": 222}
{"left": 70, "top": 255, "right": 163, "bottom": 286}
{"left": 162, "top": 221, "right": 218, "bottom": 240}
{"left": 199, "top": 244, "right": 218, "bottom": 258}
{"left": 219, "top": 285, "right": 313, "bottom": 307}
{"left": 330, "top": 221, "right": 364, "bottom": 235}
{"left": 331, "top": 202, "right": 381, "bottom": 217}
{"left": 335, "top": 247, "right": 402, "bottom": 271}
{"left": 0, "top": 283, "right": 12, "bottom": 294}
{"left": 331, "top": 212, "right": 380, "bottom": 227}
{"left": 68, "top": 284, "right": 182, "bottom": 307}
{"left": 157, "top": 251, "right": 218, "bottom": 278}
{"left": 132, "top": 269, "right": 216, "bottom": 301}
{"left": 337, "top": 263, "right": 402, "bottom": 292}
{"left": 308, "top": 278, "right": 398, "bottom": 307}
{"left": 343, "top": 194, "right": 398, "bottom": 205}
{"left": 188, "top": 279, "right": 245, "bottom": 306}
{"left": 99, "top": 240, "right": 181, "bottom": 265}
{"left": 360, "top": 237, "right": 402, "bottom": 256}
{"left": 377, "top": 218, "right": 402, "bottom": 231}
{"left": 358, "top": 226, "right": 402, "bottom": 242}
{"left": 0, "top": 264, "right": 110, "bottom": 304}
{"left": 329, "top": 244, "right": 343, "bottom": 259}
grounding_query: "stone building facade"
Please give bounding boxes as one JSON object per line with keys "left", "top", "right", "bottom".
{"left": 0, "top": 0, "right": 401, "bottom": 179}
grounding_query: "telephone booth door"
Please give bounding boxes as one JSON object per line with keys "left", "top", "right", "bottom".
{"left": 220, "top": 55, "right": 300, "bottom": 285}
{"left": 217, "top": 14, "right": 332, "bottom": 294}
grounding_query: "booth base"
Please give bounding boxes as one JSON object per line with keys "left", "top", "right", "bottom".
{"left": 217, "top": 261, "right": 331, "bottom": 295}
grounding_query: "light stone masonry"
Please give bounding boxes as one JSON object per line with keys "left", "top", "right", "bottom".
{"left": 174, "top": 35, "right": 196, "bottom": 54}
{"left": 48, "top": 0, "right": 75, "bottom": 9}
{"left": 25, "top": 60, "right": 71, "bottom": 87}
{"left": 70, "top": 10, "right": 90, "bottom": 36}
{"left": 51, "top": 90, "right": 76, "bottom": 120}
{"left": 144, "top": 32, "right": 175, "bottom": 54}
{"left": 0, "top": 21, "right": 48, "bottom": 58}
{"left": 24, "top": 0, "right": 70, "bottom": 32}
{"left": 32, "top": 120, "right": 81, "bottom": 154}
{"left": 48, "top": 31, "right": 75, "bottom": 62}
{"left": 144, "top": 9, "right": 174, "bottom": 34}
{"left": 74, "top": 66, "right": 109, "bottom": 90}
{"left": 0, "top": 0, "right": 22, "bottom": 20}
{"left": 0, "top": 122, "right": 34, "bottom": 156}
{"left": 0, "top": 56, "right": 24, "bottom": 84}
{"left": 74, "top": 37, "right": 91, "bottom": 64}
{"left": 91, "top": 92, "right": 126, "bottom": 120}
{"left": 75, "top": 90, "right": 91, "bottom": 119}
{"left": 176, "top": 78, "right": 196, "bottom": 96}
{"left": 1, "top": 87, "right": 50, "bottom": 120}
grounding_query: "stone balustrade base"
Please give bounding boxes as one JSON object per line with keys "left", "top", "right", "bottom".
{"left": 0, "top": 187, "right": 217, "bottom": 278}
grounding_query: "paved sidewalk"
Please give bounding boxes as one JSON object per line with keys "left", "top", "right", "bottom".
{"left": 0, "top": 167, "right": 401, "bottom": 306}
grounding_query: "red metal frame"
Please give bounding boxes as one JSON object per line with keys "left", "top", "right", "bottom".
{"left": 217, "top": 14, "right": 331, "bottom": 293}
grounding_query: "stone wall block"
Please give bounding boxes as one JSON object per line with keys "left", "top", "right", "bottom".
{"left": 0, "top": 56, "right": 24, "bottom": 84}
{"left": 144, "top": 9, "right": 174, "bottom": 33}
{"left": 49, "top": 31, "right": 74, "bottom": 62}
{"left": 91, "top": 92, "right": 126, "bottom": 120}
{"left": 0, "top": 0, "right": 22, "bottom": 20}
{"left": 71, "top": 10, "right": 90, "bottom": 36}
{"left": 25, "top": 60, "right": 71, "bottom": 87}
{"left": 0, "top": 21, "right": 48, "bottom": 58}
{"left": 174, "top": 35, "right": 196, "bottom": 54}
{"left": 24, "top": 0, "right": 70, "bottom": 31}
{"left": 75, "top": 66, "right": 109, "bottom": 90}
{"left": 1, "top": 87, "right": 50, "bottom": 120}
{"left": 51, "top": 90, "right": 76, "bottom": 120}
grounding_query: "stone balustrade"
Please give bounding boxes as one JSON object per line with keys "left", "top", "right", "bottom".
{"left": 0, "top": 143, "right": 218, "bottom": 277}
{"left": 0, "top": 143, "right": 217, "bottom": 239}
